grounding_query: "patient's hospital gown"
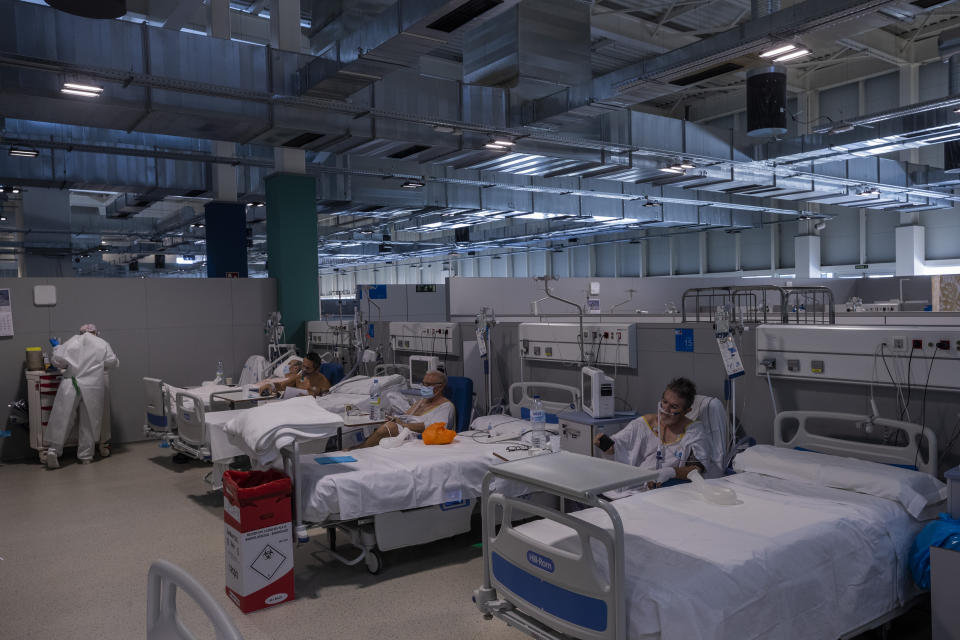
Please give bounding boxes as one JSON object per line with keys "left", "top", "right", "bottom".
{"left": 408, "top": 398, "right": 456, "bottom": 431}
{"left": 611, "top": 416, "right": 709, "bottom": 471}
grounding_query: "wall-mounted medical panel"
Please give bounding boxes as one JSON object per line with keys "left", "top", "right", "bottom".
{"left": 519, "top": 323, "right": 638, "bottom": 368}
{"left": 306, "top": 320, "right": 355, "bottom": 350}
{"left": 389, "top": 322, "right": 460, "bottom": 356}
{"left": 756, "top": 324, "right": 960, "bottom": 391}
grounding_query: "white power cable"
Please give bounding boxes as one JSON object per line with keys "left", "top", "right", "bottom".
{"left": 765, "top": 369, "right": 778, "bottom": 417}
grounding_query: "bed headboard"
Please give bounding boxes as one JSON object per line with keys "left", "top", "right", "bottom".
{"left": 774, "top": 411, "right": 939, "bottom": 476}
{"left": 508, "top": 382, "right": 580, "bottom": 419}
{"left": 374, "top": 363, "right": 410, "bottom": 379}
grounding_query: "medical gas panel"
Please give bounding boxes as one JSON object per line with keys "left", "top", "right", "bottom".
{"left": 519, "top": 323, "right": 638, "bottom": 368}
{"left": 756, "top": 324, "right": 960, "bottom": 391}
{"left": 306, "top": 320, "right": 356, "bottom": 348}
{"left": 389, "top": 322, "right": 460, "bottom": 356}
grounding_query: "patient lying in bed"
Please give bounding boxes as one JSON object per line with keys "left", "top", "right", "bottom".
{"left": 349, "top": 370, "right": 455, "bottom": 449}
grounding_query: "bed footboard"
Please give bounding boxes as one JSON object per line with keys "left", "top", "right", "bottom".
{"left": 475, "top": 452, "right": 656, "bottom": 640}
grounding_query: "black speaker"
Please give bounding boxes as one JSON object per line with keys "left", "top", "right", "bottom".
{"left": 155, "top": 254, "right": 165, "bottom": 269}
{"left": 746, "top": 66, "right": 787, "bottom": 138}
{"left": 47, "top": 0, "right": 126, "bottom": 18}
{"left": 455, "top": 227, "right": 470, "bottom": 243}
{"left": 945, "top": 141, "right": 960, "bottom": 173}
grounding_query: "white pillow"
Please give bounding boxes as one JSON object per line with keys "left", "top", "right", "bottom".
{"left": 733, "top": 445, "right": 947, "bottom": 518}
{"left": 470, "top": 415, "right": 529, "bottom": 438}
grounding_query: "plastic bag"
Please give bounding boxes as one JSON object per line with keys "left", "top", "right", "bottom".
{"left": 909, "top": 513, "right": 960, "bottom": 589}
{"left": 423, "top": 422, "right": 456, "bottom": 445}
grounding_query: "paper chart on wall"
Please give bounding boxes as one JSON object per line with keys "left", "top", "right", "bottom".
{"left": 0, "top": 289, "right": 12, "bottom": 336}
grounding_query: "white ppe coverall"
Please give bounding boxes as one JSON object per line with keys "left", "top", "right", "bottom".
{"left": 45, "top": 333, "right": 119, "bottom": 460}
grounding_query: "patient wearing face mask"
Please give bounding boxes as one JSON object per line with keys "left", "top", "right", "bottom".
{"left": 594, "top": 377, "right": 709, "bottom": 490}
{"left": 349, "top": 369, "right": 455, "bottom": 449}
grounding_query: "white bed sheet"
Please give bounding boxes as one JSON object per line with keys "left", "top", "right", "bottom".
{"left": 299, "top": 438, "right": 522, "bottom": 522}
{"left": 512, "top": 473, "right": 922, "bottom": 640}
{"left": 222, "top": 397, "right": 344, "bottom": 465}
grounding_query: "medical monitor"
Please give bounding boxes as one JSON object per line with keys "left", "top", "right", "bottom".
{"left": 409, "top": 355, "right": 441, "bottom": 386}
{"left": 582, "top": 366, "right": 615, "bottom": 418}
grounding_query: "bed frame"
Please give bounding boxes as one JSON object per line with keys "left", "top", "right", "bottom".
{"left": 280, "top": 380, "right": 580, "bottom": 578}
{"left": 475, "top": 411, "right": 940, "bottom": 640}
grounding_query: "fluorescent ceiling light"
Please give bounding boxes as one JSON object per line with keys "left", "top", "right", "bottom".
{"left": 515, "top": 212, "right": 562, "bottom": 220}
{"left": 659, "top": 166, "right": 684, "bottom": 174}
{"left": 759, "top": 44, "right": 797, "bottom": 58}
{"left": 868, "top": 274, "right": 894, "bottom": 278}
{"left": 492, "top": 137, "right": 515, "bottom": 146}
{"left": 742, "top": 275, "right": 772, "bottom": 279}
{"left": 8, "top": 147, "right": 39, "bottom": 158}
{"left": 420, "top": 222, "right": 444, "bottom": 228}
{"left": 401, "top": 180, "right": 425, "bottom": 189}
{"left": 61, "top": 88, "right": 101, "bottom": 97}
{"left": 484, "top": 142, "right": 509, "bottom": 150}
{"left": 678, "top": 161, "right": 696, "bottom": 169}
{"left": 773, "top": 49, "right": 811, "bottom": 62}
{"left": 63, "top": 82, "right": 103, "bottom": 93}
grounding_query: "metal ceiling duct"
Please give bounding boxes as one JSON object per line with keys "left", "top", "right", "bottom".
{"left": 299, "top": 0, "right": 521, "bottom": 100}
{"left": 746, "top": 65, "right": 787, "bottom": 138}
{"left": 45, "top": 0, "right": 125, "bottom": 19}
{"left": 940, "top": 27, "right": 960, "bottom": 173}
{"left": 462, "top": 0, "right": 591, "bottom": 101}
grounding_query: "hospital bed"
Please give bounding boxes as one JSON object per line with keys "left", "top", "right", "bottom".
{"left": 474, "top": 411, "right": 946, "bottom": 640}
{"left": 281, "top": 381, "right": 582, "bottom": 576}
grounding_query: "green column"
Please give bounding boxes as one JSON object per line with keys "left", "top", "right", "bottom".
{"left": 265, "top": 173, "right": 318, "bottom": 349}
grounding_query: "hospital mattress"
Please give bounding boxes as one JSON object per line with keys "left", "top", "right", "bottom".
{"left": 221, "top": 397, "right": 344, "bottom": 465}
{"left": 298, "top": 438, "right": 525, "bottom": 523}
{"left": 512, "top": 472, "right": 924, "bottom": 640}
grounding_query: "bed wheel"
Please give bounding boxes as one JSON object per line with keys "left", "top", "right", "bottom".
{"left": 365, "top": 548, "right": 382, "bottom": 575}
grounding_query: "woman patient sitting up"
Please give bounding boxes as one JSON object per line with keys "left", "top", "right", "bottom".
{"left": 595, "top": 377, "right": 709, "bottom": 489}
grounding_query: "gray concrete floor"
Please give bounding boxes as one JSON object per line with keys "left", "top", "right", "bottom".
{"left": 0, "top": 441, "right": 523, "bottom": 640}
{"left": 0, "top": 441, "right": 933, "bottom": 640}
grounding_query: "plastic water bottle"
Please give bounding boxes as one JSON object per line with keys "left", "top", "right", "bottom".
{"left": 216, "top": 360, "right": 224, "bottom": 384}
{"left": 369, "top": 378, "right": 382, "bottom": 421}
{"left": 530, "top": 395, "right": 546, "bottom": 449}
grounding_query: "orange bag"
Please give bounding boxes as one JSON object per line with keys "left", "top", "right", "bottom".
{"left": 422, "top": 422, "right": 456, "bottom": 445}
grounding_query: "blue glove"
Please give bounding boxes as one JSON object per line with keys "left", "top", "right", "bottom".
{"left": 49, "top": 338, "right": 59, "bottom": 347}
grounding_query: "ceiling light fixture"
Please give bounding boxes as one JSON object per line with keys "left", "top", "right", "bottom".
{"left": 659, "top": 166, "right": 685, "bottom": 174}
{"left": 759, "top": 44, "right": 798, "bottom": 59}
{"left": 678, "top": 160, "right": 696, "bottom": 170}
{"left": 61, "top": 82, "right": 104, "bottom": 97}
{"left": 484, "top": 140, "right": 509, "bottom": 150}
{"left": 491, "top": 136, "right": 515, "bottom": 146}
{"left": 8, "top": 147, "right": 39, "bottom": 158}
{"left": 401, "top": 180, "right": 425, "bottom": 189}
{"left": 772, "top": 48, "right": 811, "bottom": 62}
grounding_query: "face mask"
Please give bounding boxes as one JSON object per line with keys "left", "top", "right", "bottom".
{"left": 417, "top": 384, "right": 436, "bottom": 398}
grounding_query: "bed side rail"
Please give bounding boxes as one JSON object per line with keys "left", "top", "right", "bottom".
{"left": 174, "top": 391, "right": 208, "bottom": 451}
{"left": 483, "top": 492, "right": 619, "bottom": 640}
{"left": 774, "top": 410, "right": 938, "bottom": 476}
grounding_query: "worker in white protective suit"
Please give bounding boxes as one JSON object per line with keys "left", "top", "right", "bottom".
{"left": 45, "top": 324, "right": 119, "bottom": 469}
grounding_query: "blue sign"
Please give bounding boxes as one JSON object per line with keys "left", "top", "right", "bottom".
{"left": 368, "top": 284, "right": 387, "bottom": 299}
{"left": 527, "top": 550, "right": 555, "bottom": 573}
{"left": 675, "top": 328, "right": 694, "bottom": 352}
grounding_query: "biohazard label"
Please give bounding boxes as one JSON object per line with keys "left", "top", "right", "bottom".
{"left": 250, "top": 544, "right": 287, "bottom": 581}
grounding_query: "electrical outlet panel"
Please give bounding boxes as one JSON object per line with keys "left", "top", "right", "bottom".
{"left": 306, "top": 320, "right": 356, "bottom": 349}
{"left": 756, "top": 325, "right": 960, "bottom": 391}
{"left": 518, "top": 322, "right": 638, "bottom": 367}
{"left": 388, "top": 322, "right": 460, "bottom": 356}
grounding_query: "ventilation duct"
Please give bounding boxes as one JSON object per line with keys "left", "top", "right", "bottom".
{"left": 46, "top": 0, "right": 125, "bottom": 19}
{"left": 462, "top": 0, "right": 591, "bottom": 100}
{"left": 942, "top": 29, "right": 960, "bottom": 173}
{"left": 746, "top": 66, "right": 787, "bottom": 138}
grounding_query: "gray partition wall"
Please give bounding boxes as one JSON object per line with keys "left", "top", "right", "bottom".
{"left": 0, "top": 277, "right": 277, "bottom": 461}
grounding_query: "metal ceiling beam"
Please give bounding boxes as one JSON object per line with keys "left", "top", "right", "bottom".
{"left": 524, "top": 0, "right": 900, "bottom": 123}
